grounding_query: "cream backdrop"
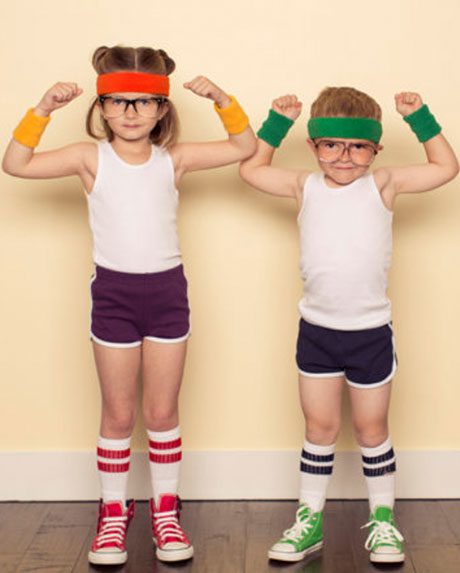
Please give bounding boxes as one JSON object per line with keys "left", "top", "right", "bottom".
{"left": 1, "top": 1, "right": 459, "bottom": 495}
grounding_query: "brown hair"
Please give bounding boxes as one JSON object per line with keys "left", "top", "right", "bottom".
{"left": 86, "top": 45, "right": 179, "bottom": 148}
{"left": 310, "top": 87, "right": 382, "bottom": 121}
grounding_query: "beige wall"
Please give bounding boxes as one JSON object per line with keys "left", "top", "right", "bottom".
{"left": 1, "top": 0, "right": 459, "bottom": 453}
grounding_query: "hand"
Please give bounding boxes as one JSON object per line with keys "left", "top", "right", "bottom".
{"left": 394, "top": 92, "right": 424, "bottom": 117}
{"left": 272, "top": 95, "right": 302, "bottom": 121}
{"left": 183, "top": 76, "right": 231, "bottom": 108}
{"left": 35, "top": 82, "right": 83, "bottom": 116}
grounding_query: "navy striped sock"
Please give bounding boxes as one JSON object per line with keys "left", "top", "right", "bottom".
{"left": 361, "top": 437, "right": 396, "bottom": 511}
{"left": 300, "top": 439, "right": 335, "bottom": 512}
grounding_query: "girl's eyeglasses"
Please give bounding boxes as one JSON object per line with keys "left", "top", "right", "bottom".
{"left": 98, "top": 96, "right": 167, "bottom": 118}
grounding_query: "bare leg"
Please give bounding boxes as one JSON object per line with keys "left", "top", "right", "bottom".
{"left": 141, "top": 339, "right": 187, "bottom": 431}
{"left": 299, "top": 374, "right": 345, "bottom": 445}
{"left": 92, "top": 341, "right": 141, "bottom": 438}
{"left": 349, "top": 382, "right": 392, "bottom": 448}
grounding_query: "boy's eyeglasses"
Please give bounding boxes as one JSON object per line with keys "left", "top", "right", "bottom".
{"left": 98, "top": 96, "right": 167, "bottom": 118}
{"left": 314, "top": 139, "right": 378, "bottom": 166}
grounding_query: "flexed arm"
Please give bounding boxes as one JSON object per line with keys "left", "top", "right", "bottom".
{"left": 376, "top": 92, "right": 459, "bottom": 200}
{"left": 240, "top": 95, "right": 308, "bottom": 200}
{"left": 170, "top": 76, "right": 256, "bottom": 178}
{"left": 2, "top": 82, "right": 90, "bottom": 180}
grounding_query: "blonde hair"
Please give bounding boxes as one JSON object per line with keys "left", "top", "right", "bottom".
{"left": 86, "top": 45, "right": 179, "bottom": 148}
{"left": 310, "top": 87, "right": 382, "bottom": 121}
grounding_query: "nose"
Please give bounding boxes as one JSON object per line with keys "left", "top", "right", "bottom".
{"left": 124, "top": 101, "right": 138, "bottom": 118}
{"left": 339, "top": 145, "right": 351, "bottom": 161}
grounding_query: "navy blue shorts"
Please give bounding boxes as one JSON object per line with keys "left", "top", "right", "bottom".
{"left": 90, "top": 264, "right": 190, "bottom": 348}
{"left": 296, "top": 319, "right": 397, "bottom": 388}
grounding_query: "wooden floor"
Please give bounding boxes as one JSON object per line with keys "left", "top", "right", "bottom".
{"left": 1, "top": 500, "right": 459, "bottom": 573}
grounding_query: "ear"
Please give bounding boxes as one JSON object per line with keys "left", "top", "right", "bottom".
{"left": 157, "top": 101, "right": 170, "bottom": 121}
{"left": 306, "top": 138, "right": 318, "bottom": 155}
{"left": 96, "top": 99, "right": 107, "bottom": 120}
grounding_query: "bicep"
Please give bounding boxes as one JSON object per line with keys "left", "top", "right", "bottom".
{"left": 240, "top": 162, "right": 305, "bottom": 199}
{"left": 389, "top": 163, "right": 456, "bottom": 195}
{"left": 172, "top": 140, "right": 249, "bottom": 174}
{"left": 3, "top": 141, "right": 88, "bottom": 180}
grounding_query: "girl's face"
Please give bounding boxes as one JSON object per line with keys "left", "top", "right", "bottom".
{"left": 98, "top": 91, "right": 168, "bottom": 142}
{"left": 307, "top": 137, "right": 382, "bottom": 187}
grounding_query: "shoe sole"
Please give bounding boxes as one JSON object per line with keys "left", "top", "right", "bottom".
{"left": 156, "top": 545, "right": 194, "bottom": 562}
{"left": 88, "top": 550, "right": 127, "bottom": 565}
{"left": 268, "top": 540, "right": 323, "bottom": 562}
{"left": 371, "top": 552, "right": 405, "bottom": 564}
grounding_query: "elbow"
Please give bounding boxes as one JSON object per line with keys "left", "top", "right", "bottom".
{"left": 239, "top": 161, "right": 251, "bottom": 184}
{"left": 236, "top": 137, "right": 257, "bottom": 162}
{"left": 2, "top": 157, "right": 15, "bottom": 176}
{"left": 444, "top": 160, "right": 460, "bottom": 184}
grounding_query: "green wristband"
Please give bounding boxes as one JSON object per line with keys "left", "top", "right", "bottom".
{"left": 403, "top": 104, "right": 441, "bottom": 143}
{"left": 257, "top": 109, "right": 294, "bottom": 148}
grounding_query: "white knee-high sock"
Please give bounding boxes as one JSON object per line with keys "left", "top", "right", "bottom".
{"left": 360, "top": 436, "right": 396, "bottom": 512}
{"left": 97, "top": 435, "right": 131, "bottom": 504}
{"left": 147, "top": 426, "right": 182, "bottom": 504}
{"left": 299, "top": 439, "right": 335, "bottom": 513}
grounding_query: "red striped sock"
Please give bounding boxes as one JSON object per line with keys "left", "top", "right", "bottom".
{"left": 147, "top": 427, "right": 182, "bottom": 504}
{"left": 97, "top": 436, "right": 131, "bottom": 505}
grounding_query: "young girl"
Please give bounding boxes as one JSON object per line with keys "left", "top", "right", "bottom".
{"left": 2, "top": 45, "right": 255, "bottom": 565}
{"left": 240, "top": 88, "right": 458, "bottom": 564}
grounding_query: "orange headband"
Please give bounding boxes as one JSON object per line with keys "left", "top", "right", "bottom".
{"left": 97, "top": 72, "right": 170, "bottom": 96}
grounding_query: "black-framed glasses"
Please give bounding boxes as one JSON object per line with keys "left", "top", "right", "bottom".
{"left": 98, "top": 96, "right": 167, "bottom": 118}
{"left": 314, "top": 139, "right": 378, "bottom": 166}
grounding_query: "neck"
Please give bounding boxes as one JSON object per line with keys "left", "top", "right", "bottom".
{"left": 111, "top": 136, "right": 153, "bottom": 163}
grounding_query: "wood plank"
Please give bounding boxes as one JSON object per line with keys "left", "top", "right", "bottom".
{"left": 409, "top": 545, "right": 460, "bottom": 573}
{"left": 0, "top": 502, "right": 49, "bottom": 555}
{"left": 181, "top": 501, "right": 247, "bottom": 573}
{"left": 397, "top": 500, "right": 457, "bottom": 545}
{"left": 439, "top": 500, "right": 460, "bottom": 543}
{"left": 15, "top": 503, "right": 93, "bottom": 573}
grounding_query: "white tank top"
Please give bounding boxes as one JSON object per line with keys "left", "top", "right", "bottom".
{"left": 298, "top": 172, "right": 393, "bottom": 330}
{"left": 86, "top": 141, "right": 181, "bottom": 273}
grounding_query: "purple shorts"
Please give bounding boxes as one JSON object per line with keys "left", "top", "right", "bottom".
{"left": 90, "top": 265, "right": 190, "bottom": 347}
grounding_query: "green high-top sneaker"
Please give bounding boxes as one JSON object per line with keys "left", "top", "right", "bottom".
{"left": 268, "top": 504, "right": 323, "bottom": 562}
{"left": 363, "top": 505, "right": 405, "bottom": 563}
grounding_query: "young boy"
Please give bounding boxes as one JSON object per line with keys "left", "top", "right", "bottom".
{"left": 240, "top": 88, "right": 458, "bottom": 564}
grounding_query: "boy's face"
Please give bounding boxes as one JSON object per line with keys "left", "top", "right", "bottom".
{"left": 307, "top": 137, "right": 382, "bottom": 187}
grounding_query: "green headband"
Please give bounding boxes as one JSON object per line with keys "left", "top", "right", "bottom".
{"left": 308, "top": 117, "right": 382, "bottom": 143}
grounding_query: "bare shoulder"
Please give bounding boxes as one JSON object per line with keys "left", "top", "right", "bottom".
{"left": 372, "top": 166, "right": 392, "bottom": 189}
{"left": 294, "top": 169, "right": 311, "bottom": 207}
{"left": 372, "top": 167, "right": 396, "bottom": 210}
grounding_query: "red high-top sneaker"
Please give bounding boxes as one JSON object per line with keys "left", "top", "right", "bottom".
{"left": 88, "top": 499, "right": 135, "bottom": 565}
{"left": 150, "top": 494, "right": 193, "bottom": 562}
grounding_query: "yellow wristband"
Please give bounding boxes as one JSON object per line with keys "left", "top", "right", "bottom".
{"left": 214, "top": 95, "right": 249, "bottom": 134}
{"left": 13, "top": 108, "right": 51, "bottom": 148}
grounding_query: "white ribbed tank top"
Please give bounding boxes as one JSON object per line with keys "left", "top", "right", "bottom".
{"left": 298, "top": 172, "right": 393, "bottom": 330}
{"left": 86, "top": 141, "right": 181, "bottom": 273}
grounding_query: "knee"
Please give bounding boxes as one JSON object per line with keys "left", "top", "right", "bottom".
{"left": 143, "top": 405, "right": 178, "bottom": 432}
{"left": 101, "top": 405, "right": 137, "bottom": 437}
{"left": 306, "top": 418, "right": 340, "bottom": 445}
{"left": 353, "top": 422, "right": 388, "bottom": 448}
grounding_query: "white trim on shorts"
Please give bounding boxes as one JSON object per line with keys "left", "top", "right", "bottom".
{"left": 144, "top": 330, "right": 191, "bottom": 344}
{"left": 298, "top": 369, "right": 345, "bottom": 378}
{"left": 347, "top": 324, "right": 398, "bottom": 389}
{"left": 90, "top": 332, "right": 142, "bottom": 348}
{"left": 346, "top": 358, "right": 397, "bottom": 388}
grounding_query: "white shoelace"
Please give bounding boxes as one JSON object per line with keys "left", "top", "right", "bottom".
{"left": 95, "top": 515, "right": 128, "bottom": 548}
{"left": 282, "top": 508, "right": 314, "bottom": 542}
{"left": 154, "top": 510, "right": 187, "bottom": 544}
{"left": 362, "top": 519, "right": 404, "bottom": 550}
